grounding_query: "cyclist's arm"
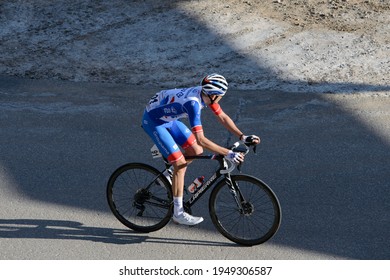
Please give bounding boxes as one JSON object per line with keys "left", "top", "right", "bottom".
{"left": 209, "top": 103, "right": 261, "bottom": 146}
{"left": 193, "top": 130, "right": 230, "bottom": 156}
{"left": 183, "top": 100, "right": 229, "bottom": 155}
{"left": 185, "top": 100, "right": 240, "bottom": 155}
{"left": 209, "top": 103, "right": 243, "bottom": 139}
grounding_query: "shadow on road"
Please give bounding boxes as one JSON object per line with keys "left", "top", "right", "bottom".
{"left": 0, "top": 219, "right": 232, "bottom": 247}
{"left": 0, "top": 1, "right": 389, "bottom": 260}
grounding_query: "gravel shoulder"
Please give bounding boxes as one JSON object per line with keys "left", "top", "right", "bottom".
{"left": 0, "top": 0, "right": 389, "bottom": 94}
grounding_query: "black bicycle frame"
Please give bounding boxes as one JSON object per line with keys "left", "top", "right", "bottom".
{"left": 183, "top": 154, "right": 231, "bottom": 208}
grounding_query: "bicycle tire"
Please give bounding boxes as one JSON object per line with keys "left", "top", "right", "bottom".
{"left": 106, "top": 163, "right": 173, "bottom": 233}
{"left": 209, "top": 175, "right": 281, "bottom": 246}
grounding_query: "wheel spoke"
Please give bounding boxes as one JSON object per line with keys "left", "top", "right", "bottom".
{"left": 107, "top": 163, "right": 172, "bottom": 232}
{"left": 210, "top": 175, "right": 281, "bottom": 246}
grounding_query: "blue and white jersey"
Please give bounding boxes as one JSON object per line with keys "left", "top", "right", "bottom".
{"left": 145, "top": 86, "right": 205, "bottom": 133}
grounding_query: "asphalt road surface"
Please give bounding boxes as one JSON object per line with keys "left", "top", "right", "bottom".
{"left": 0, "top": 75, "right": 389, "bottom": 260}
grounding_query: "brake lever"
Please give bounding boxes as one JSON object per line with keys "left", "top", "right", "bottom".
{"left": 242, "top": 141, "right": 257, "bottom": 155}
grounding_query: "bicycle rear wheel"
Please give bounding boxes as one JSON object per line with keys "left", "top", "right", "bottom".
{"left": 209, "top": 175, "right": 281, "bottom": 246}
{"left": 107, "top": 163, "right": 173, "bottom": 233}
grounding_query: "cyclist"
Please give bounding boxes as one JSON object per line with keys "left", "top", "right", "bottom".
{"left": 142, "top": 73, "right": 260, "bottom": 226}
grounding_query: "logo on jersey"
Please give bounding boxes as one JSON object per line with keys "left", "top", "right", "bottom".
{"left": 191, "top": 100, "right": 201, "bottom": 114}
{"left": 163, "top": 106, "right": 178, "bottom": 115}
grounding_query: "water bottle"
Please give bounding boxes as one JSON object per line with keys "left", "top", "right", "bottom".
{"left": 187, "top": 176, "right": 205, "bottom": 193}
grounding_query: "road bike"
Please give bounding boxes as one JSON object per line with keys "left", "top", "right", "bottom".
{"left": 106, "top": 141, "right": 281, "bottom": 246}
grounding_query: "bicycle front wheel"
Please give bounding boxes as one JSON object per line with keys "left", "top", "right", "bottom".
{"left": 107, "top": 163, "right": 173, "bottom": 233}
{"left": 209, "top": 175, "right": 281, "bottom": 246}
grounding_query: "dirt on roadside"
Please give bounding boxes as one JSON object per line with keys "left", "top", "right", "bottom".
{"left": 0, "top": 0, "right": 389, "bottom": 93}
{"left": 250, "top": 0, "right": 389, "bottom": 32}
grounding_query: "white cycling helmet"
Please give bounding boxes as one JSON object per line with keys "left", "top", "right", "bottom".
{"left": 201, "top": 73, "right": 228, "bottom": 96}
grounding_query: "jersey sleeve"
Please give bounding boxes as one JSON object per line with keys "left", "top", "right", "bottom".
{"left": 209, "top": 103, "right": 223, "bottom": 115}
{"left": 183, "top": 100, "right": 203, "bottom": 133}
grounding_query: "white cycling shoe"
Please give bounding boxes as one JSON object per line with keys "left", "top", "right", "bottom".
{"left": 172, "top": 212, "right": 204, "bottom": 226}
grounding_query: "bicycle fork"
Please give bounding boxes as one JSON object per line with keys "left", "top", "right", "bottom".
{"left": 225, "top": 175, "right": 253, "bottom": 216}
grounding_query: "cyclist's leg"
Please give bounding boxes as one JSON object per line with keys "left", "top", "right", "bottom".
{"left": 167, "top": 121, "right": 204, "bottom": 224}
{"left": 143, "top": 116, "right": 185, "bottom": 198}
{"left": 142, "top": 112, "right": 184, "bottom": 163}
{"left": 168, "top": 120, "right": 203, "bottom": 159}
{"left": 142, "top": 116, "right": 202, "bottom": 225}
{"left": 168, "top": 151, "right": 203, "bottom": 225}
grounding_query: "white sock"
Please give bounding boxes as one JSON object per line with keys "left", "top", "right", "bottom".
{"left": 173, "top": 196, "right": 184, "bottom": 217}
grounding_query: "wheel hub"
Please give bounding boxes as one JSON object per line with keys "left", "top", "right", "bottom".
{"left": 133, "top": 188, "right": 150, "bottom": 216}
{"left": 241, "top": 201, "right": 254, "bottom": 216}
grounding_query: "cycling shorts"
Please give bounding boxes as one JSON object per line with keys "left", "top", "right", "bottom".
{"left": 142, "top": 111, "right": 196, "bottom": 163}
